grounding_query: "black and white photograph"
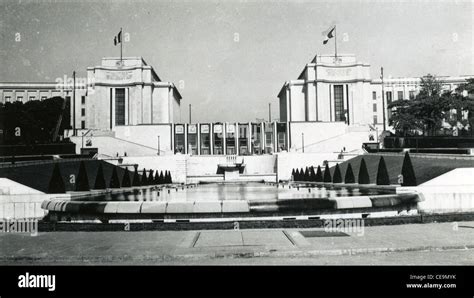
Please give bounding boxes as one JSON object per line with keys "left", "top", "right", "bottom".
{"left": 0, "top": 0, "right": 473, "bottom": 296}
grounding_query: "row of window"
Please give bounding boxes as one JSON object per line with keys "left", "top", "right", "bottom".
{"left": 372, "top": 90, "right": 416, "bottom": 101}
{"left": 3, "top": 95, "right": 49, "bottom": 102}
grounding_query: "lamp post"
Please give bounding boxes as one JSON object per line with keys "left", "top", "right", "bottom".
{"left": 269, "top": 103, "right": 272, "bottom": 122}
{"left": 302, "top": 133, "right": 305, "bottom": 153}
{"left": 73, "top": 71, "right": 76, "bottom": 136}
{"left": 157, "top": 135, "right": 160, "bottom": 156}
{"left": 381, "top": 67, "right": 386, "bottom": 131}
{"left": 189, "top": 104, "right": 192, "bottom": 123}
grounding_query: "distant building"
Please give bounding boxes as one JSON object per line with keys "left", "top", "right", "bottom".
{"left": 0, "top": 54, "right": 472, "bottom": 156}
{"left": 278, "top": 54, "right": 473, "bottom": 128}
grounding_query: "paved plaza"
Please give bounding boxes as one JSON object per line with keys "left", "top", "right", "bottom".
{"left": 1, "top": 221, "right": 473, "bottom": 265}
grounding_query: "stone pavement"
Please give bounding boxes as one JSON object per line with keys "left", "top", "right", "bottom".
{"left": 0, "top": 221, "right": 473, "bottom": 265}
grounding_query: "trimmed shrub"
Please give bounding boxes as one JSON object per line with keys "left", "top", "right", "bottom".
{"left": 344, "top": 163, "right": 355, "bottom": 184}
{"left": 154, "top": 171, "right": 160, "bottom": 184}
{"left": 300, "top": 168, "right": 305, "bottom": 181}
{"left": 309, "top": 166, "right": 315, "bottom": 181}
{"left": 109, "top": 166, "right": 121, "bottom": 188}
{"left": 332, "top": 164, "right": 342, "bottom": 183}
{"left": 358, "top": 158, "right": 370, "bottom": 184}
{"left": 376, "top": 156, "right": 390, "bottom": 185}
{"left": 159, "top": 171, "right": 164, "bottom": 184}
{"left": 304, "top": 167, "right": 310, "bottom": 181}
{"left": 75, "top": 161, "right": 90, "bottom": 191}
{"left": 48, "top": 163, "right": 65, "bottom": 193}
{"left": 166, "top": 171, "right": 172, "bottom": 183}
{"left": 141, "top": 168, "right": 148, "bottom": 186}
{"left": 401, "top": 152, "right": 417, "bottom": 186}
{"left": 315, "top": 166, "right": 323, "bottom": 182}
{"left": 93, "top": 163, "right": 106, "bottom": 189}
{"left": 132, "top": 167, "right": 141, "bottom": 187}
{"left": 148, "top": 170, "right": 154, "bottom": 185}
{"left": 121, "top": 168, "right": 131, "bottom": 188}
{"left": 291, "top": 168, "right": 296, "bottom": 181}
{"left": 323, "top": 163, "right": 332, "bottom": 183}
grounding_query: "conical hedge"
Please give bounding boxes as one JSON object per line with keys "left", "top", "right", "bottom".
{"left": 154, "top": 170, "right": 160, "bottom": 184}
{"left": 323, "top": 163, "right": 332, "bottom": 183}
{"left": 309, "top": 166, "right": 315, "bottom": 181}
{"left": 48, "top": 163, "right": 65, "bottom": 193}
{"left": 376, "top": 156, "right": 390, "bottom": 185}
{"left": 304, "top": 167, "right": 310, "bottom": 181}
{"left": 75, "top": 161, "right": 90, "bottom": 191}
{"left": 344, "top": 163, "right": 355, "bottom": 184}
{"left": 121, "top": 168, "right": 131, "bottom": 188}
{"left": 358, "top": 158, "right": 370, "bottom": 184}
{"left": 148, "top": 170, "right": 154, "bottom": 185}
{"left": 291, "top": 169, "right": 296, "bottom": 181}
{"left": 401, "top": 152, "right": 417, "bottom": 186}
{"left": 333, "top": 164, "right": 342, "bottom": 183}
{"left": 132, "top": 167, "right": 141, "bottom": 187}
{"left": 109, "top": 166, "right": 121, "bottom": 188}
{"left": 141, "top": 168, "right": 148, "bottom": 186}
{"left": 315, "top": 166, "right": 323, "bottom": 182}
{"left": 158, "top": 171, "right": 163, "bottom": 184}
{"left": 166, "top": 171, "right": 172, "bottom": 183}
{"left": 94, "top": 163, "right": 106, "bottom": 189}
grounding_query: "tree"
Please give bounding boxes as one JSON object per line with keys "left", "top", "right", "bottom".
{"left": 315, "top": 166, "right": 323, "bottom": 182}
{"left": 121, "top": 168, "right": 131, "bottom": 188}
{"left": 401, "top": 152, "right": 417, "bottom": 186}
{"left": 344, "top": 163, "right": 355, "bottom": 183}
{"left": 332, "top": 164, "right": 342, "bottom": 183}
{"left": 159, "top": 171, "right": 165, "bottom": 184}
{"left": 94, "top": 163, "right": 106, "bottom": 189}
{"left": 109, "top": 166, "right": 121, "bottom": 188}
{"left": 389, "top": 74, "right": 452, "bottom": 136}
{"left": 148, "top": 170, "right": 154, "bottom": 185}
{"left": 132, "top": 167, "right": 141, "bottom": 187}
{"left": 376, "top": 156, "right": 390, "bottom": 185}
{"left": 291, "top": 169, "right": 296, "bottom": 181}
{"left": 358, "top": 158, "right": 370, "bottom": 184}
{"left": 154, "top": 170, "right": 160, "bottom": 184}
{"left": 48, "top": 163, "right": 65, "bottom": 193}
{"left": 141, "top": 168, "right": 148, "bottom": 186}
{"left": 309, "top": 166, "right": 316, "bottom": 181}
{"left": 323, "top": 163, "right": 332, "bottom": 183}
{"left": 304, "top": 167, "right": 310, "bottom": 181}
{"left": 75, "top": 161, "right": 90, "bottom": 191}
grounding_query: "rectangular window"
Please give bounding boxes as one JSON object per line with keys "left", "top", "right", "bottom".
{"left": 81, "top": 95, "right": 86, "bottom": 105}
{"left": 17, "top": 96, "right": 23, "bottom": 102}
{"left": 373, "top": 116, "right": 378, "bottom": 124}
{"left": 5, "top": 96, "right": 11, "bottom": 102}
{"left": 238, "top": 124, "right": 249, "bottom": 155}
{"left": 41, "top": 96, "right": 47, "bottom": 100}
{"left": 276, "top": 122, "right": 287, "bottom": 152}
{"left": 200, "top": 124, "right": 210, "bottom": 155}
{"left": 213, "top": 123, "right": 224, "bottom": 155}
{"left": 409, "top": 91, "right": 415, "bottom": 100}
{"left": 115, "top": 88, "right": 125, "bottom": 125}
{"left": 174, "top": 124, "right": 185, "bottom": 154}
{"left": 372, "top": 91, "right": 376, "bottom": 100}
{"left": 386, "top": 91, "right": 392, "bottom": 104}
{"left": 334, "top": 85, "right": 344, "bottom": 121}
{"left": 81, "top": 108, "right": 85, "bottom": 116}
{"left": 81, "top": 120, "right": 85, "bottom": 129}
{"left": 373, "top": 103, "right": 377, "bottom": 112}
{"left": 29, "top": 96, "right": 35, "bottom": 101}
{"left": 397, "top": 91, "right": 403, "bottom": 100}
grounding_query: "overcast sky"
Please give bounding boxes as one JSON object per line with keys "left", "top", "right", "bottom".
{"left": 0, "top": 0, "right": 472, "bottom": 122}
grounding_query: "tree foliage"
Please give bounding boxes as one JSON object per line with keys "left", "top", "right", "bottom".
{"left": 389, "top": 75, "right": 474, "bottom": 136}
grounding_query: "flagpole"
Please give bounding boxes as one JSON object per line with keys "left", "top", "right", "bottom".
{"left": 334, "top": 25, "right": 337, "bottom": 59}
{"left": 120, "top": 27, "right": 123, "bottom": 62}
